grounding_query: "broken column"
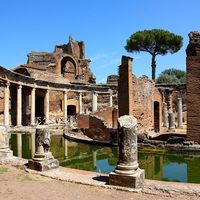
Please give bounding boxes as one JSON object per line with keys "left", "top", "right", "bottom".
{"left": 0, "top": 126, "right": 13, "bottom": 159}
{"left": 109, "top": 115, "right": 144, "bottom": 189}
{"left": 118, "top": 56, "right": 133, "bottom": 117}
{"left": 28, "top": 125, "right": 59, "bottom": 171}
{"left": 177, "top": 97, "right": 183, "bottom": 128}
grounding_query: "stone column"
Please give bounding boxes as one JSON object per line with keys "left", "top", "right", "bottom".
{"left": 168, "top": 93, "right": 173, "bottom": 113}
{"left": 177, "top": 97, "right": 183, "bottom": 128}
{"left": 63, "top": 90, "right": 68, "bottom": 124}
{"left": 168, "top": 112, "right": 176, "bottom": 132}
{"left": 0, "top": 126, "right": 13, "bottom": 159}
{"left": 79, "top": 92, "right": 83, "bottom": 114}
{"left": 109, "top": 115, "right": 144, "bottom": 189}
{"left": 28, "top": 125, "right": 59, "bottom": 171}
{"left": 17, "top": 85, "right": 22, "bottom": 126}
{"left": 162, "top": 102, "right": 168, "bottom": 127}
{"left": 4, "top": 82, "right": 10, "bottom": 126}
{"left": 109, "top": 91, "right": 113, "bottom": 107}
{"left": 31, "top": 87, "right": 36, "bottom": 126}
{"left": 92, "top": 92, "right": 98, "bottom": 112}
{"left": 44, "top": 88, "right": 49, "bottom": 124}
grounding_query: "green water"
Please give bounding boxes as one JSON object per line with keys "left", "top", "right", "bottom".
{"left": 10, "top": 134, "right": 200, "bottom": 184}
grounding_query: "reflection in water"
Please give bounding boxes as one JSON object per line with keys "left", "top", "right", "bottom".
{"left": 10, "top": 133, "right": 200, "bottom": 183}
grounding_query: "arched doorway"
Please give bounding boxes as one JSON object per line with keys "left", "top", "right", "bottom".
{"left": 154, "top": 101, "right": 160, "bottom": 132}
{"left": 61, "top": 56, "right": 77, "bottom": 81}
{"left": 67, "top": 105, "right": 76, "bottom": 116}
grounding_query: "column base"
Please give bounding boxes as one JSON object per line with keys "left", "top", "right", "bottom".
{"left": 0, "top": 148, "right": 13, "bottom": 159}
{"left": 109, "top": 168, "right": 145, "bottom": 189}
{"left": 28, "top": 153, "right": 59, "bottom": 171}
{"left": 167, "top": 127, "right": 176, "bottom": 132}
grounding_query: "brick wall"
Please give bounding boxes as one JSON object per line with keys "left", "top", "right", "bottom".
{"left": 186, "top": 32, "right": 200, "bottom": 143}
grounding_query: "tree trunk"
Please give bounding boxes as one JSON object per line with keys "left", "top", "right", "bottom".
{"left": 151, "top": 55, "right": 156, "bottom": 81}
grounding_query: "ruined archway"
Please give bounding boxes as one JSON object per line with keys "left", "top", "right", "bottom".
{"left": 60, "top": 56, "right": 77, "bottom": 81}
{"left": 154, "top": 101, "right": 160, "bottom": 132}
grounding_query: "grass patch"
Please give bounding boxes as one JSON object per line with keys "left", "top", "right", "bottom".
{"left": 0, "top": 167, "right": 8, "bottom": 173}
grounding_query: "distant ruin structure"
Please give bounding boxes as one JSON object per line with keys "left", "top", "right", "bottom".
{"left": 186, "top": 31, "right": 200, "bottom": 143}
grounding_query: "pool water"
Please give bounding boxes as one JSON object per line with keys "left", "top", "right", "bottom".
{"left": 10, "top": 134, "right": 200, "bottom": 184}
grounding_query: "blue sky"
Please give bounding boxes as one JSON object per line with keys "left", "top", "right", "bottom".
{"left": 0, "top": 0, "right": 200, "bottom": 83}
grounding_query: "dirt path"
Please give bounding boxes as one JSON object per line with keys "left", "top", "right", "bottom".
{"left": 0, "top": 165, "right": 198, "bottom": 200}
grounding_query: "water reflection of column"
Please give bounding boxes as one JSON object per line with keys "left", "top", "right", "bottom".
{"left": 17, "top": 133, "right": 22, "bottom": 157}
{"left": 31, "top": 133, "right": 35, "bottom": 158}
{"left": 64, "top": 139, "right": 68, "bottom": 158}
{"left": 93, "top": 151, "right": 97, "bottom": 169}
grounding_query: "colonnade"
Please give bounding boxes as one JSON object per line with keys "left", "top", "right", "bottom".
{"left": 3, "top": 81, "right": 113, "bottom": 127}
{"left": 162, "top": 92, "right": 183, "bottom": 131}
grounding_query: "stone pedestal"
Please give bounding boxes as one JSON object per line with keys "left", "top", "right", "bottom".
{"left": 109, "top": 115, "right": 144, "bottom": 189}
{"left": 168, "top": 112, "right": 176, "bottom": 132}
{"left": 0, "top": 126, "right": 13, "bottom": 159}
{"left": 28, "top": 126, "right": 59, "bottom": 171}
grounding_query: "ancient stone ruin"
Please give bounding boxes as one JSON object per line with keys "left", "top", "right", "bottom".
{"left": 109, "top": 115, "right": 144, "bottom": 188}
{"left": 28, "top": 126, "right": 59, "bottom": 171}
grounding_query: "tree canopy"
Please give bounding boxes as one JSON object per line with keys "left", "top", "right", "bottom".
{"left": 156, "top": 68, "right": 186, "bottom": 84}
{"left": 125, "top": 29, "right": 183, "bottom": 80}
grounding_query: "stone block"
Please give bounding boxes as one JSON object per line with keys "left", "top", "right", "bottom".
{"left": 109, "top": 168, "right": 145, "bottom": 189}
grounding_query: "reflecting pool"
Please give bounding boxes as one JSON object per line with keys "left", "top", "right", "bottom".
{"left": 10, "top": 134, "right": 200, "bottom": 184}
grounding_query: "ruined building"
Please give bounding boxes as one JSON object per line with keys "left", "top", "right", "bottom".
{"left": 0, "top": 36, "right": 186, "bottom": 141}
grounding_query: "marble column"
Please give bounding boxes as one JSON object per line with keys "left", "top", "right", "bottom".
{"left": 79, "top": 92, "right": 83, "bottom": 114}
{"left": 109, "top": 91, "right": 113, "bottom": 107}
{"left": 162, "top": 102, "right": 168, "bottom": 127}
{"left": 109, "top": 115, "right": 144, "bottom": 189}
{"left": 31, "top": 87, "right": 36, "bottom": 126}
{"left": 92, "top": 92, "right": 98, "bottom": 112}
{"left": 177, "top": 97, "right": 183, "bottom": 128}
{"left": 168, "top": 93, "right": 173, "bottom": 113}
{"left": 63, "top": 90, "right": 68, "bottom": 124}
{"left": 4, "top": 82, "right": 10, "bottom": 126}
{"left": 44, "top": 89, "right": 49, "bottom": 124}
{"left": 17, "top": 85, "right": 22, "bottom": 126}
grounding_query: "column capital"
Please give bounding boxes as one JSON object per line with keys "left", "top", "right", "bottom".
{"left": 5, "top": 81, "right": 10, "bottom": 87}
{"left": 17, "top": 84, "right": 22, "bottom": 89}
